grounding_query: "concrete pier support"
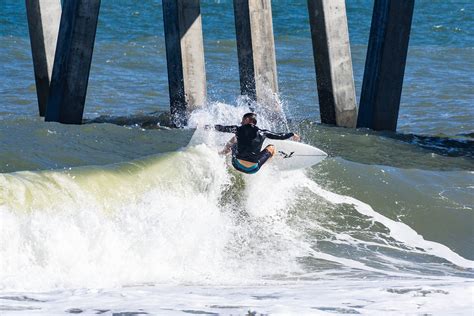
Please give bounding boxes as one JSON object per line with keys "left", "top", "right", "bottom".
{"left": 307, "top": 0, "right": 357, "bottom": 127}
{"left": 26, "top": 0, "right": 62, "bottom": 117}
{"left": 163, "top": 0, "right": 206, "bottom": 127}
{"left": 233, "top": 0, "right": 278, "bottom": 106}
{"left": 357, "top": 0, "right": 415, "bottom": 131}
{"left": 45, "top": 0, "right": 101, "bottom": 124}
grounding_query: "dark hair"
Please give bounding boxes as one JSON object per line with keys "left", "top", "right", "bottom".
{"left": 242, "top": 112, "right": 257, "bottom": 124}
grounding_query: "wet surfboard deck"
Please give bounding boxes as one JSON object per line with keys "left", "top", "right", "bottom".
{"left": 261, "top": 137, "right": 327, "bottom": 171}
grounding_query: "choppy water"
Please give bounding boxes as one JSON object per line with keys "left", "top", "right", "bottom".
{"left": 1, "top": 0, "right": 473, "bottom": 315}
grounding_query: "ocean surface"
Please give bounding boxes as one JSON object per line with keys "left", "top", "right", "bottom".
{"left": 1, "top": 0, "right": 473, "bottom": 315}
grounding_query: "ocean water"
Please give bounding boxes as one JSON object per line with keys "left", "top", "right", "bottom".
{"left": 1, "top": 0, "right": 473, "bottom": 315}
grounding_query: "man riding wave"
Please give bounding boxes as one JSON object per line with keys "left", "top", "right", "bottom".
{"left": 212, "top": 113, "right": 300, "bottom": 174}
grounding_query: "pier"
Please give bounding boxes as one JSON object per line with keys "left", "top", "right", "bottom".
{"left": 25, "top": 0, "right": 414, "bottom": 131}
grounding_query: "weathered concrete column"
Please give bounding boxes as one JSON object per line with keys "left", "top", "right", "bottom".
{"left": 45, "top": 0, "right": 101, "bottom": 124}
{"left": 26, "top": 0, "right": 62, "bottom": 117}
{"left": 357, "top": 0, "right": 415, "bottom": 131}
{"left": 163, "top": 0, "right": 207, "bottom": 127}
{"left": 233, "top": 0, "right": 278, "bottom": 105}
{"left": 307, "top": 0, "right": 358, "bottom": 128}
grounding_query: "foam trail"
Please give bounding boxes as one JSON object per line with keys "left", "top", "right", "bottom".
{"left": 303, "top": 178, "right": 474, "bottom": 269}
{"left": 307, "top": 250, "right": 422, "bottom": 277}
{"left": 231, "top": 166, "right": 462, "bottom": 278}
{"left": 188, "top": 102, "right": 473, "bottom": 271}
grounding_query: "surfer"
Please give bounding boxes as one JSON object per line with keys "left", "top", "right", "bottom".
{"left": 212, "top": 113, "right": 300, "bottom": 174}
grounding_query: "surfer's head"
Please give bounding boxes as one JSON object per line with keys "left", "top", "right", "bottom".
{"left": 242, "top": 112, "right": 257, "bottom": 125}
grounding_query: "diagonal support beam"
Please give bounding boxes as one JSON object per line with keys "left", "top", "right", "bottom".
{"left": 26, "top": 0, "right": 62, "bottom": 117}
{"left": 45, "top": 0, "right": 101, "bottom": 124}
{"left": 357, "top": 0, "right": 415, "bottom": 131}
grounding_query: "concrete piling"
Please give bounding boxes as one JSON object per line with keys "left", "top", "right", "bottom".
{"left": 26, "top": 0, "right": 62, "bottom": 117}
{"left": 22, "top": 1, "right": 415, "bottom": 131}
{"left": 307, "top": 0, "right": 358, "bottom": 128}
{"left": 233, "top": 0, "right": 278, "bottom": 107}
{"left": 163, "top": 0, "right": 207, "bottom": 127}
{"left": 45, "top": 0, "right": 101, "bottom": 124}
{"left": 357, "top": 0, "right": 415, "bottom": 131}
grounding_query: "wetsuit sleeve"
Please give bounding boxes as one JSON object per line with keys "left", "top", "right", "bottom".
{"left": 261, "top": 129, "right": 294, "bottom": 140}
{"left": 214, "top": 125, "right": 238, "bottom": 133}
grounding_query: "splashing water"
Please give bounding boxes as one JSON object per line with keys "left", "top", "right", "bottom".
{"left": 0, "top": 102, "right": 472, "bottom": 314}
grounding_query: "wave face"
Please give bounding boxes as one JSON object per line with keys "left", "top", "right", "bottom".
{"left": 1, "top": 104, "right": 473, "bottom": 292}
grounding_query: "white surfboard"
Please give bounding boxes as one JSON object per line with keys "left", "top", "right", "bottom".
{"left": 188, "top": 128, "right": 327, "bottom": 171}
{"left": 262, "top": 138, "right": 327, "bottom": 171}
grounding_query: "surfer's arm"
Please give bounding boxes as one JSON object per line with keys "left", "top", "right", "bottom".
{"left": 262, "top": 130, "right": 300, "bottom": 141}
{"left": 213, "top": 125, "right": 238, "bottom": 133}
{"left": 219, "top": 136, "right": 236, "bottom": 155}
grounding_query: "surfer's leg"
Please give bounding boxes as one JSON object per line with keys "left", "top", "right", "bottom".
{"left": 231, "top": 145, "right": 274, "bottom": 174}
{"left": 257, "top": 145, "right": 275, "bottom": 167}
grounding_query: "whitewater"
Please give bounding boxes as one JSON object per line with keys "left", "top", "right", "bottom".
{"left": 0, "top": 104, "right": 473, "bottom": 315}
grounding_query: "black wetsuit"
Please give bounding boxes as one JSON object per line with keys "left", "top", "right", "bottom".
{"left": 215, "top": 124, "right": 294, "bottom": 173}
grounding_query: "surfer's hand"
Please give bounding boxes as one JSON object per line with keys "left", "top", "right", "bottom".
{"left": 291, "top": 134, "right": 301, "bottom": 142}
{"left": 219, "top": 136, "right": 236, "bottom": 155}
{"left": 219, "top": 147, "right": 231, "bottom": 155}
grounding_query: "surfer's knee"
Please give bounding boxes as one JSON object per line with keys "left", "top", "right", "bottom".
{"left": 265, "top": 145, "right": 276, "bottom": 157}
